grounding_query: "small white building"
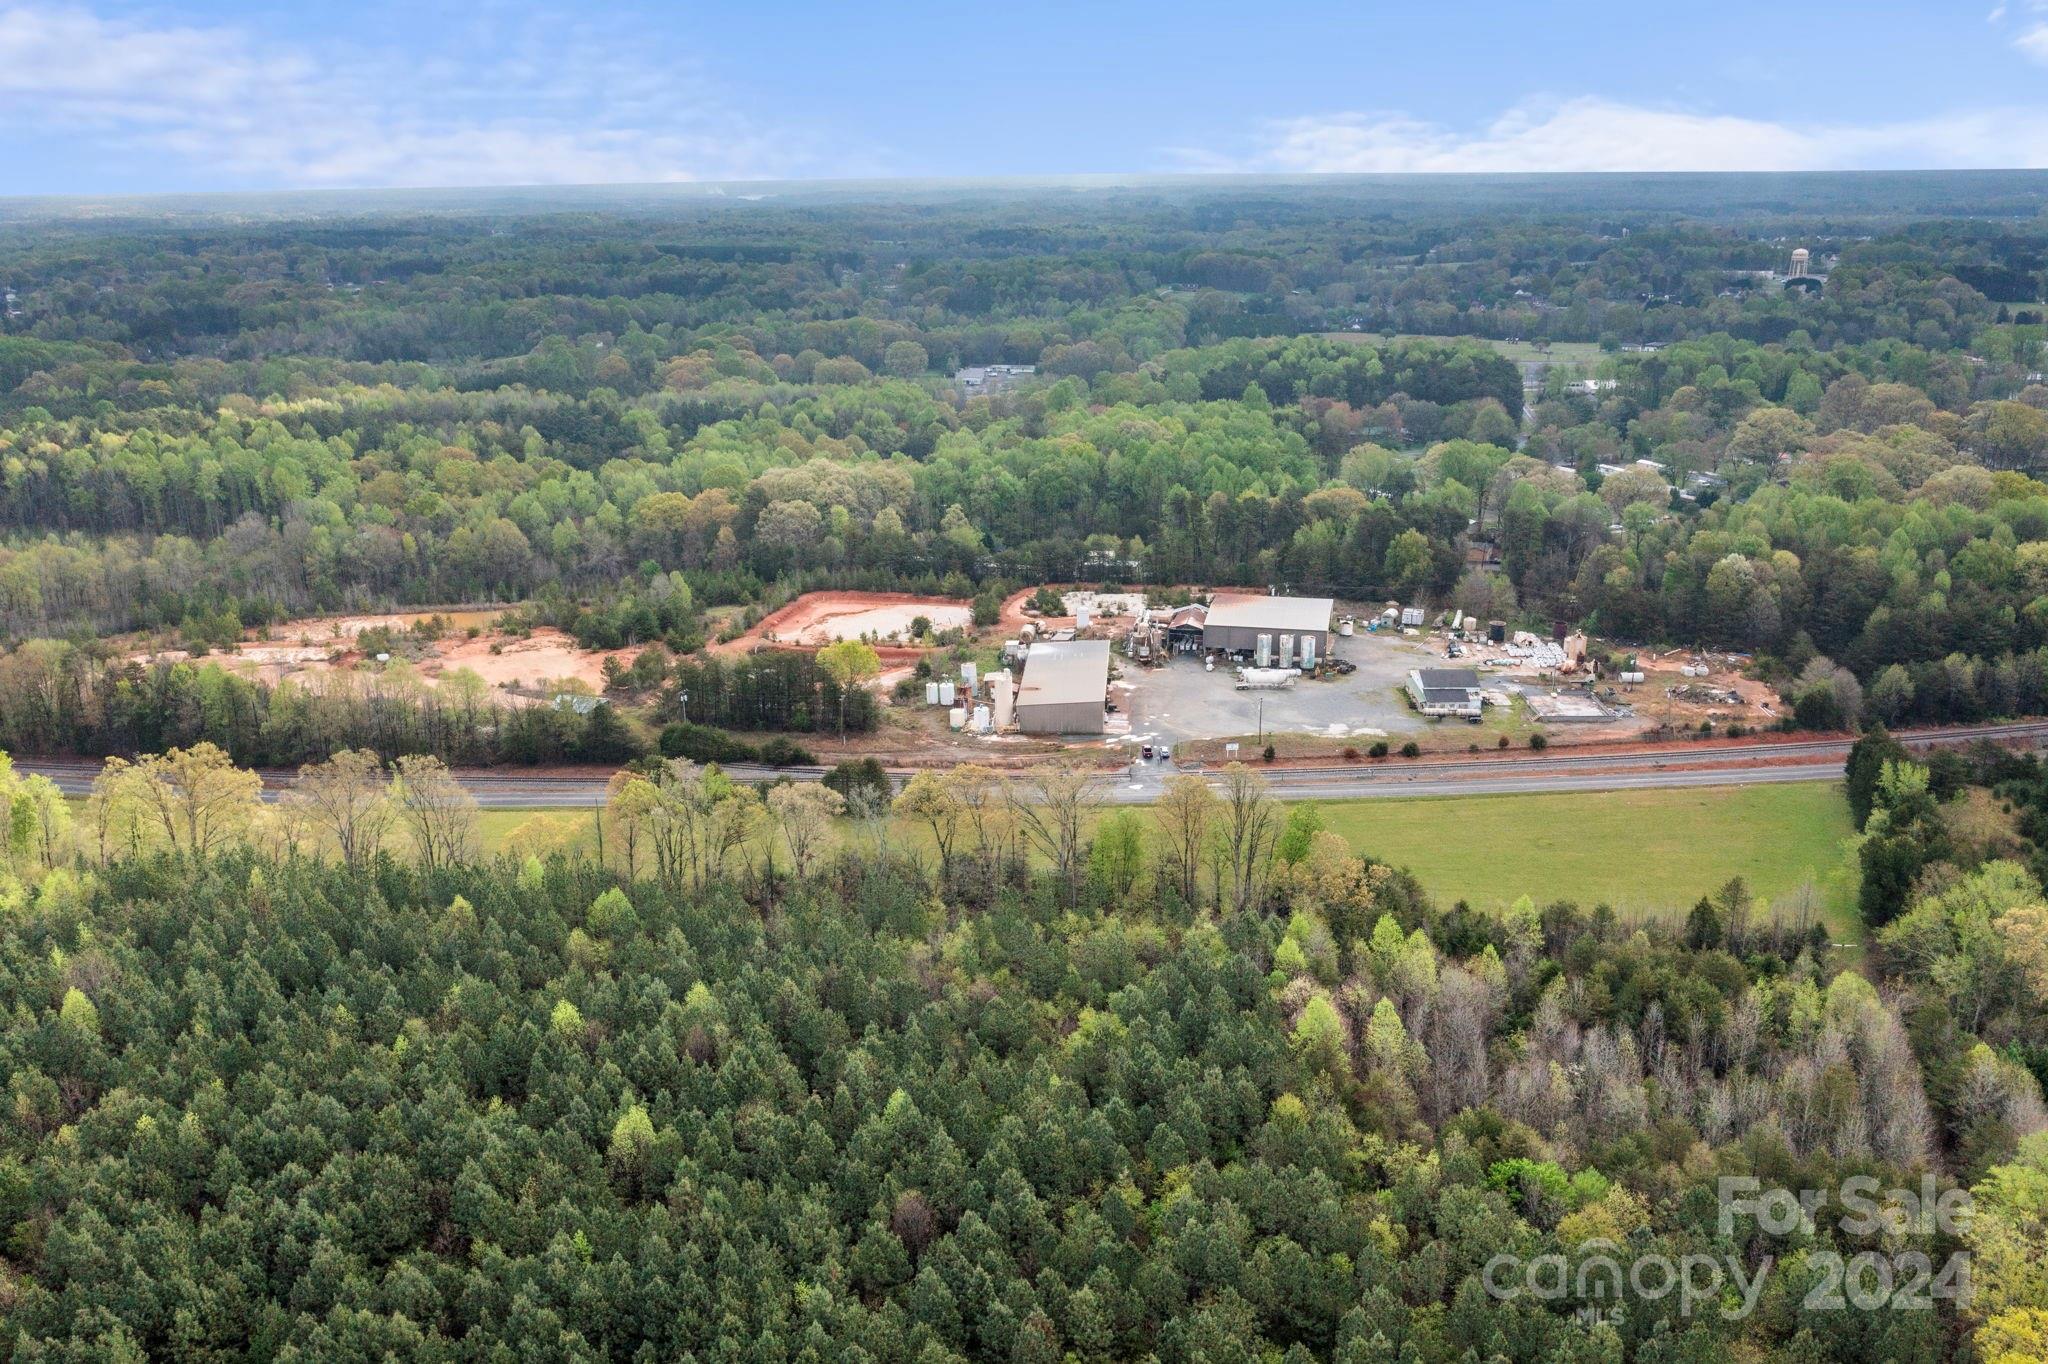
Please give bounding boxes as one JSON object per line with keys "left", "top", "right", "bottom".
{"left": 1407, "top": 668, "right": 1483, "bottom": 719}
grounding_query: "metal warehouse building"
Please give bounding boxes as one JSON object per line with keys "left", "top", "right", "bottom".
{"left": 1201, "top": 594, "right": 1334, "bottom": 669}
{"left": 1015, "top": 639, "right": 1111, "bottom": 734}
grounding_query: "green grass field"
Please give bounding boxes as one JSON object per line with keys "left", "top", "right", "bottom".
{"left": 479, "top": 781, "right": 1862, "bottom": 939}
{"left": 1313, "top": 782, "right": 1859, "bottom": 937}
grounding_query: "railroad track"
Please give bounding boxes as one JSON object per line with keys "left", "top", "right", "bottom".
{"left": 17, "top": 719, "right": 2047, "bottom": 808}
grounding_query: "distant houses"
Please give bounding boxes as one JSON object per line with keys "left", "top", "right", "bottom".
{"left": 954, "top": 364, "right": 1037, "bottom": 396}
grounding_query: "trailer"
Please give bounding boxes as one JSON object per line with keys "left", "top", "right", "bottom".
{"left": 1234, "top": 667, "right": 1298, "bottom": 691}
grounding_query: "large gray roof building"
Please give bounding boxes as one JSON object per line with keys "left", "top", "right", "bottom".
{"left": 1201, "top": 594, "right": 1334, "bottom": 668}
{"left": 1016, "top": 639, "right": 1111, "bottom": 734}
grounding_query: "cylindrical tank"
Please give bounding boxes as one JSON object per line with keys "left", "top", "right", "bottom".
{"left": 1300, "top": 634, "right": 1317, "bottom": 670}
{"left": 971, "top": 704, "right": 991, "bottom": 732}
{"left": 1076, "top": 606, "right": 1091, "bottom": 630}
{"left": 925, "top": 681, "right": 940, "bottom": 705}
{"left": 1488, "top": 620, "right": 1506, "bottom": 644}
{"left": 1020, "top": 622, "right": 1037, "bottom": 642}
{"left": 991, "top": 671, "right": 1014, "bottom": 730}
{"left": 939, "top": 680, "right": 956, "bottom": 706}
{"left": 948, "top": 707, "right": 965, "bottom": 730}
{"left": 1339, "top": 618, "right": 1355, "bottom": 636}
{"left": 1620, "top": 671, "right": 1646, "bottom": 684}
{"left": 961, "top": 662, "right": 977, "bottom": 689}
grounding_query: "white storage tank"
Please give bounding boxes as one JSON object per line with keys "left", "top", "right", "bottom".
{"left": 948, "top": 707, "right": 966, "bottom": 730}
{"left": 1255, "top": 633, "right": 1273, "bottom": 668}
{"left": 1300, "top": 634, "right": 1317, "bottom": 670}
{"left": 1339, "top": 618, "right": 1355, "bottom": 636}
{"left": 971, "top": 704, "right": 991, "bottom": 733}
{"left": 939, "top": 680, "right": 956, "bottom": 706}
{"left": 925, "top": 681, "right": 940, "bottom": 705}
{"left": 1620, "top": 671, "right": 1646, "bottom": 684}
{"left": 961, "top": 661, "right": 978, "bottom": 689}
{"left": 990, "top": 671, "right": 1015, "bottom": 730}
{"left": 1076, "top": 605, "right": 1091, "bottom": 630}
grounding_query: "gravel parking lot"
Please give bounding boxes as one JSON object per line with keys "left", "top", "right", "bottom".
{"left": 1118, "top": 631, "right": 1450, "bottom": 749}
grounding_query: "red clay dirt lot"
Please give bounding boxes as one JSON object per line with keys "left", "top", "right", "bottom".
{"left": 712, "top": 591, "right": 975, "bottom": 654}
{"left": 130, "top": 610, "right": 640, "bottom": 706}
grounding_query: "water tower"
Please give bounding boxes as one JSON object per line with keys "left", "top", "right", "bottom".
{"left": 1789, "top": 247, "right": 1810, "bottom": 279}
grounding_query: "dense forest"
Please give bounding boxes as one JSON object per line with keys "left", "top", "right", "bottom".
{"left": 0, "top": 740, "right": 2044, "bottom": 1360}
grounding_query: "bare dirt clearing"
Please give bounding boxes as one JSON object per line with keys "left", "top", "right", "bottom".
{"left": 131, "top": 609, "right": 636, "bottom": 704}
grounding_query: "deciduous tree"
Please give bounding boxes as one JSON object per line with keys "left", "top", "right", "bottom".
{"left": 391, "top": 754, "right": 480, "bottom": 872}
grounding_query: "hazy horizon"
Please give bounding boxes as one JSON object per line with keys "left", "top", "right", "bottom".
{"left": 8, "top": 168, "right": 2048, "bottom": 225}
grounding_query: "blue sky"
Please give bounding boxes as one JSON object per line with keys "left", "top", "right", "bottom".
{"left": 7, "top": 1, "right": 2048, "bottom": 193}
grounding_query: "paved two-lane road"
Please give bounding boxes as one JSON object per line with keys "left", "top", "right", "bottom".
{"left": 18, "top": 720, "right": 2048, "bottom": 807}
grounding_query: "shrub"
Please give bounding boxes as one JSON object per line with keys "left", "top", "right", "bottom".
{"left": 1528, "top": 732, "right": 1548, "bottom": 750}
{"left": 659, "top": 723, "right": 759, "bottom": 764}
{"left": 1342, "top": 746, "right": 1361, "bottom": 761}
{"left": 1498, "top": 734, "right": 1511, "bottom": 749}
{"left": 757, "top": 737, "right": 818, "bottom": 767}
{"left": 1262, "top": 744, "right": 1277, "bottom": 763}
{"left": 1368, "top": 741, "right": 1390, "bottom": 758}
{"left": 1400, "top": 741, "right": 1421, "bottom": 758}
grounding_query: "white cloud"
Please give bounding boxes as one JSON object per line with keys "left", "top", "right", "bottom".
{"left": 2015, "top": 22, "right": 2048, "bottom": 64}
{"left": 1187, "top": 97, "right": 2048, "bottom": 174}
{"left": 0, "top": 3, "right": 829, "bottom": 187}
{"left": 1988, "top": 0, "right": 2048, "bottom": 62}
